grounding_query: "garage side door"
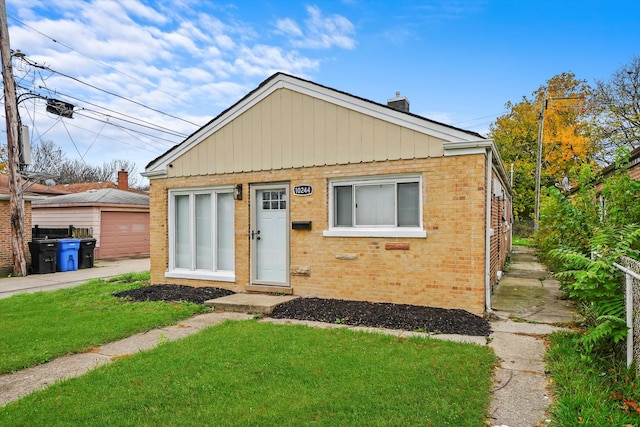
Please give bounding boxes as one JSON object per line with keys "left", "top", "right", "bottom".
{"left": 99, "top": 212, "right": 150, "bottom": 259}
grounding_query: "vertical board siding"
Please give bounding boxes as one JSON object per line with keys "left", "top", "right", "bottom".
{"left": 281, "top": 89, "right": 294, "bottom": 168}
{"left": 168, "top": 88, "right": 446, "bottom": 177}
{"left": 312, "top": 97, "right": 326, "bottom": 166}
{"left": 271, "top": 92, "right": 283, "bottom": 170}
{"left": 324, "top": 103, "right": 337, "bottom": 165}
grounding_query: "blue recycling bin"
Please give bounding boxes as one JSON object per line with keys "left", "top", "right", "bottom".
{"left": 56, "top": 238, "right": 80, "bottom": 272}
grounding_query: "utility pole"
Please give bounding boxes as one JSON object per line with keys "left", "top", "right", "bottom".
{"left": 0, "top": 0, "right": 27, "bottom": 276}
{"left": 533, "top": 99, "right": 547, "bottom": 233}
{"left": 533, "top": 96, "right": 582, "bottom": 233}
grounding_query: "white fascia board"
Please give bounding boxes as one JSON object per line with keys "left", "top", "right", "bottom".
{"left": 145, "top": 75, "right": 484, "bottom": 176}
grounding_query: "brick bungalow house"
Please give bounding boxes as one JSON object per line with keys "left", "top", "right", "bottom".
{"left": 143, "top": 73, "right": 512, "bottom": 315}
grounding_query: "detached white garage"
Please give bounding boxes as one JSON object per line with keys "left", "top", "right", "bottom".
{"left": 32, "top": 189, "right": 149, "bottom": 259}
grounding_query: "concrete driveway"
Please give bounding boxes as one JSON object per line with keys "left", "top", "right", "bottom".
{"left": 0, "top": 257, "right": 150, "bottom": 299}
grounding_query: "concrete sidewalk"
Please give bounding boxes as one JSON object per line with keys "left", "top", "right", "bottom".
{"left": 0, "top": 257, "right": 150, "bottom": 299}
{"left": 488, "top": 245, "right": 575, "bottom": 427}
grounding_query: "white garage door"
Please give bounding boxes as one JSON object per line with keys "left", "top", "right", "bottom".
{"left": 99, "top": 212, "right": 149, "bottom": 259}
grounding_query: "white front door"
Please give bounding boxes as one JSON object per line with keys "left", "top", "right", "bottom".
{"left": 251, "top": 184, "right": 289, "bottom": 285}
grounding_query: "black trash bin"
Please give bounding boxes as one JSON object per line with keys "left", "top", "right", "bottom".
{"left": 78, "top": 238, "right": 96, "bottom": 269}
{"left": 28, "top": 239, "right": 58, "bottom": 274}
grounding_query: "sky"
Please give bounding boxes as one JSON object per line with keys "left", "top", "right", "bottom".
{"left": 3, "top": 0, "right": 640, "bottom": 182}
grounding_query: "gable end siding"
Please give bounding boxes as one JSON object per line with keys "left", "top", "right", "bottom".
{"left": 168, "top": 88, "right": 446, "bottom": 178}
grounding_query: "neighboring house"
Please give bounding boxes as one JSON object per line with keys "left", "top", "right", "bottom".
{"left": 143, "top": 73, "right": 512, "bottom": 315}
{"left": 0, "top": 175, "right": 43, "bottom": 274}
{"left": 31, "top": 188, "right": 150, "bottom": 259}
{"left": 599, "top": 145, "right": 640, "bottom": 183}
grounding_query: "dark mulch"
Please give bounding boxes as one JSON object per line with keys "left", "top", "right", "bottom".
{"left": 271, "top": 297, "right": 491, "bottom": 336}
{"left": 113, "top": 284, "right": 234, "bottom": 305}
{"left": 113, "top": 285, "right": 491, "bottom": 336}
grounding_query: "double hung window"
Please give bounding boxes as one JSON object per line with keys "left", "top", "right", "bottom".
{"left": 168, "top": 188, "right": 234, "bottom": 281}
{"left": 325, "top": 175, "right": 426, "bottom": 238}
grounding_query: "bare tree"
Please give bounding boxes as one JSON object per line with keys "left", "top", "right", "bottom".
{"left": 591, "top": 55, "right": 640, "bottom": 162}
{"left": 25, "top": 140, "right": 145, "bottom": 189}
{"left": 25, "top": 140, "right": 65, "bottom": 178}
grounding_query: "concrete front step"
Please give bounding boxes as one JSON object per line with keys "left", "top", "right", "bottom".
{"left": 204, "top": 293, "right": 299, "bottom": 314}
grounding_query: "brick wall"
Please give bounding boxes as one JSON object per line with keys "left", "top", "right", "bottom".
{"left": 150, "top": 155, "right": 492, "bottom": 315}
{"left": 489, "top": 171, "right": 512, "bottom": 291}
{"left": 0, "top": 200, "right": 33, "bottom": 275}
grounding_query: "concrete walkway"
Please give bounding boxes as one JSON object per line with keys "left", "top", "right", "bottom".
{"left": 488, "top": 245, "right": 575, "bottom": 427}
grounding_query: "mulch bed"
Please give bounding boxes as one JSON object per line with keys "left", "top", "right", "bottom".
{"left": 271, "top": 297, "right": 491, "bottom": 336}
{"left": 113, "top": 284, "right": 233, "bottom": 305}
{"left": 113, "top": 284, "right": 491, "bottom": 336}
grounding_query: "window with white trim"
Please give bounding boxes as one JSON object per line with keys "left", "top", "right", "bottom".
{"left": 324, "top": 175, "right": 426, "bottom": 238}
{"left": 167, "top": 188, "right": 235, "bottom": 281}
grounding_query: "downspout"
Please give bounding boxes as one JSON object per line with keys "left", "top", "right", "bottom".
{"left": 485, "top": 148, "right": 493, "bottom": 313}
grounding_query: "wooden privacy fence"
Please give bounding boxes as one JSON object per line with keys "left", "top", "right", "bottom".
{"left": 32, "top": 225, "right": 93, "bottom": 239}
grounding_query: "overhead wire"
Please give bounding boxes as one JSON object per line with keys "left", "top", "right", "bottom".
{"left": 8, "top": 14, "right": 192, "bottom": 108}
{"left": 32, "top": 85, "right": 189, "bottom": 138}
{"left": 18, "top": 56, "right": 201, "bottom": 127}
{"left": 1, "top": 95, "right": 179, "bottom": 153}
{"left": 73, "top": 110, "right": 182, "bottom": 146}
{"left": 9, "top": 82, "right": 189, "bottom": 141}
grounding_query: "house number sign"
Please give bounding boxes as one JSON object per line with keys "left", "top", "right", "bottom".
{"left": 293, "top": 185, "right": 313, "bottom": 196}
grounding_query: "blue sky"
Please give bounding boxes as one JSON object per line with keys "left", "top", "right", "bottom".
{"left": 4, "top": 1, "right": 640, "bottom": 180}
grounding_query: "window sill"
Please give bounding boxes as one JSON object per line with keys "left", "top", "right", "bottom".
{"left": 322, "top": 228, "right": 427, "bottom": 238}
{"left": 165, "top": 270, "right": 235, "bottom": 282}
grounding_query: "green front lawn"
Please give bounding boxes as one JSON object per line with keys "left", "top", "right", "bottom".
{"left": 0, "top": 272, "right": 206, "bottom": 373}
{"left": 0, "top": 321, "right": 496, "bottom": 426}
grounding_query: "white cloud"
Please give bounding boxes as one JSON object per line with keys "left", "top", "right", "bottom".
{"left": 275, "top": 18, "right": 303, "bottom": 37}
{"left": 278, "top": 5, "right": 356, "bottom": 50}
{"left": 234, "top": 45, "right": 319, "bottom": 78}
{"left": 120, "top": 0, "right": 169, "bottom": 25}
{"left": 6, "top": 1, "right": 356, "bottom": 175}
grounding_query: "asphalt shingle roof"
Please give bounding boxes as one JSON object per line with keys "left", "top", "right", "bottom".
{"left": 33, "top": 188, "right": 149, "bottom": 206}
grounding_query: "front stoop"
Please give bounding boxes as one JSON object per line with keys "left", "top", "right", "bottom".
{"left": 205, "top": 293, "right": 299, "bottom": 314}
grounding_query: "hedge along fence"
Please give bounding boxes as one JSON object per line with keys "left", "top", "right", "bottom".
{"left": 615, "top": 256, "right": 640, "bottom": 371}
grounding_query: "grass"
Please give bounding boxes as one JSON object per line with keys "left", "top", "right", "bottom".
{"left": 0, "top": 272, "right": 207, "bottom": 373}
{"left": 512, "top": 236, "right": 532, "bottom": 246}
{"left": 546, "top": 331, "right": 640, "bottom": 426}
{"left": 0, "top": 321, "right": 496, "bottom": 426}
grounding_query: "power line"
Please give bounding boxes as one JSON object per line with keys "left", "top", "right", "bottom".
{"left": 2, "top": 98, "right": 178, "bottom": 153}
{"left": 8, "top": 82, "right": 190, "bottom": 139}
{"left": 73, "top": 110, "right": 181, "bottom": 146}
{"left": 32, "top": 86, "right": 188, "bottom": 138}
{"left": 17, "top": 56, "right": 202, "bottom": 127}
{"left": 8, "top": 14, "right": 189, "bottom": 106}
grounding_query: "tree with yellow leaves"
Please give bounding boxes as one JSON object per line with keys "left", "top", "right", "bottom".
{"left": 490, "top": 72, "right": 597, "bottom": 223}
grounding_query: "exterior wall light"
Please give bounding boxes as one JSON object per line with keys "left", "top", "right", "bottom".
{"left": 234, "top": 183, "right": 243, "bottom": 200}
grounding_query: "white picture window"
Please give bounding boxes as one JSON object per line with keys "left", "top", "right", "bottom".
{"left": 167, "top": 188, "right": 235, "bottom": 281}
{"left": 325, "top": 175, "right": 426, "bottom": 238}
